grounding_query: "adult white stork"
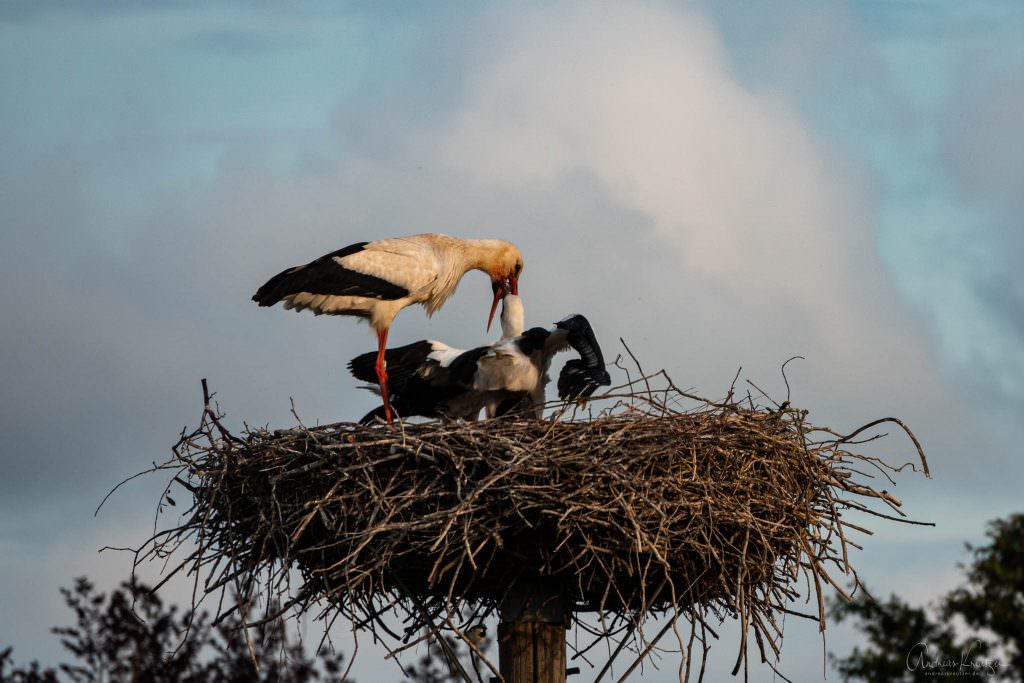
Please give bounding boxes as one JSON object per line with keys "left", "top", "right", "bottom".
{"left": 252, "top": 233, "right": 524, "bottom": 425}
{"left": 347, "top": 295, "right": 611, "bottom": 423}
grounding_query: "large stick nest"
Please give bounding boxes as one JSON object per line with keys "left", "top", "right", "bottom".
{"left": 130, "top": 361, "right": 930, "bottom": 681}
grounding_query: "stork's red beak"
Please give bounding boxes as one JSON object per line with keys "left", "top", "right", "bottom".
{"left": 487, "top": 277, "right": 510, "bottom": 332}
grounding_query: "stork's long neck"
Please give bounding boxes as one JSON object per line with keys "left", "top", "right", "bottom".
{"left": 460, "top": 239, "right": 508, "bottom": 273}
{"left": 421, "top": 238, "right": 494, "bottom": 315}
{"left": 423, "top": 236, "right": 515, "bottom": 316}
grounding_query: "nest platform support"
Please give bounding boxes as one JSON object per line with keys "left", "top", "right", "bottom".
{"left": 498, "top": 578, "right": 571, "bottom": 683}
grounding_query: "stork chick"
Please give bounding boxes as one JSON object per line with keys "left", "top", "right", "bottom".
{"left": 348, "top": 295, "right": 610, "bottom": 423}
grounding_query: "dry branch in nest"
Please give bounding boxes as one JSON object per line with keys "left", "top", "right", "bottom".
{"left": 123, "top": 356, "right": 931, "bottom": 682}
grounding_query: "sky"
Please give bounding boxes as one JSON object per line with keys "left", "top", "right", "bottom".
{"left": 1, "top": 1, "right": 1022, "bottom": 680}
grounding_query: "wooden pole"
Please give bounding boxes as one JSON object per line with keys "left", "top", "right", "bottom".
{"left": 496, "top": 578, "right": 569, "bottom": 683}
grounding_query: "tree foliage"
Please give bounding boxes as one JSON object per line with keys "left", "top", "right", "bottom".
{"left": 1, "top": 576, "right": 489, "bottom": 683}
{"left": 830, "top": 591, "right": 993, "bottom": 682}
{"left": 944, "top": 514, "right": 1024, "bottom": 674}
{"left": 1, "top": 577, "right": 347, "bottom": 683}
{"left": 831, "top": 513, "right": 1024, "bottom": 682}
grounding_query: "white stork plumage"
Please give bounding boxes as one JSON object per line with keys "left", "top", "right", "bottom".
{"left": 252, "top": 233, "right": 524, "bottom": 425}
{"left": 347, "top": 295, "right": 611, "bottom": 423}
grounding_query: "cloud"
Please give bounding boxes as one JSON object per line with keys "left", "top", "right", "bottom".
{"left": 944, "top": 63, "right": 1024, "bottom": 215}
{"left": 445, "top": 7, "right": 873, "bottom": 331}
{"left": 935, "top": 60, "right": 1024, "bottom": 408}
{"left": 427, "top": 4, "right": 969, "bottom": 442}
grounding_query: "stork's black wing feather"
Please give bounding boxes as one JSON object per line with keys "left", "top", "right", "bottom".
{"left": 349, "top": 342, "right": 492, "bottom": 420}
{"left": 348, "top": 340, "right": 436, "bottom": 395}
{"left": 444, "top": 346, "right": 491, "bottom": 387}
{"left": 558, "top": 359, "right": 611, "bottom": 400}
{"left": 253, "top": 242, "right": 409, "bottom": 306}
{"left": 358, "top": 404, "right": 390, "bottom": 425}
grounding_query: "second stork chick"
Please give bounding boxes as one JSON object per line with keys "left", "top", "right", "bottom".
{"left": 348, "top": 295, "right": 609, "bottom": 423}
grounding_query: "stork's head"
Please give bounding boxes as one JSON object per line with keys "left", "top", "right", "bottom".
{"left": 486, "top": 242, "right": 524, "bottom": 331}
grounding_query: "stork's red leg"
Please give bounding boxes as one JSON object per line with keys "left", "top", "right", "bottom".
{"left": 375, "top": 328, "right": 393, "bottom": 426}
